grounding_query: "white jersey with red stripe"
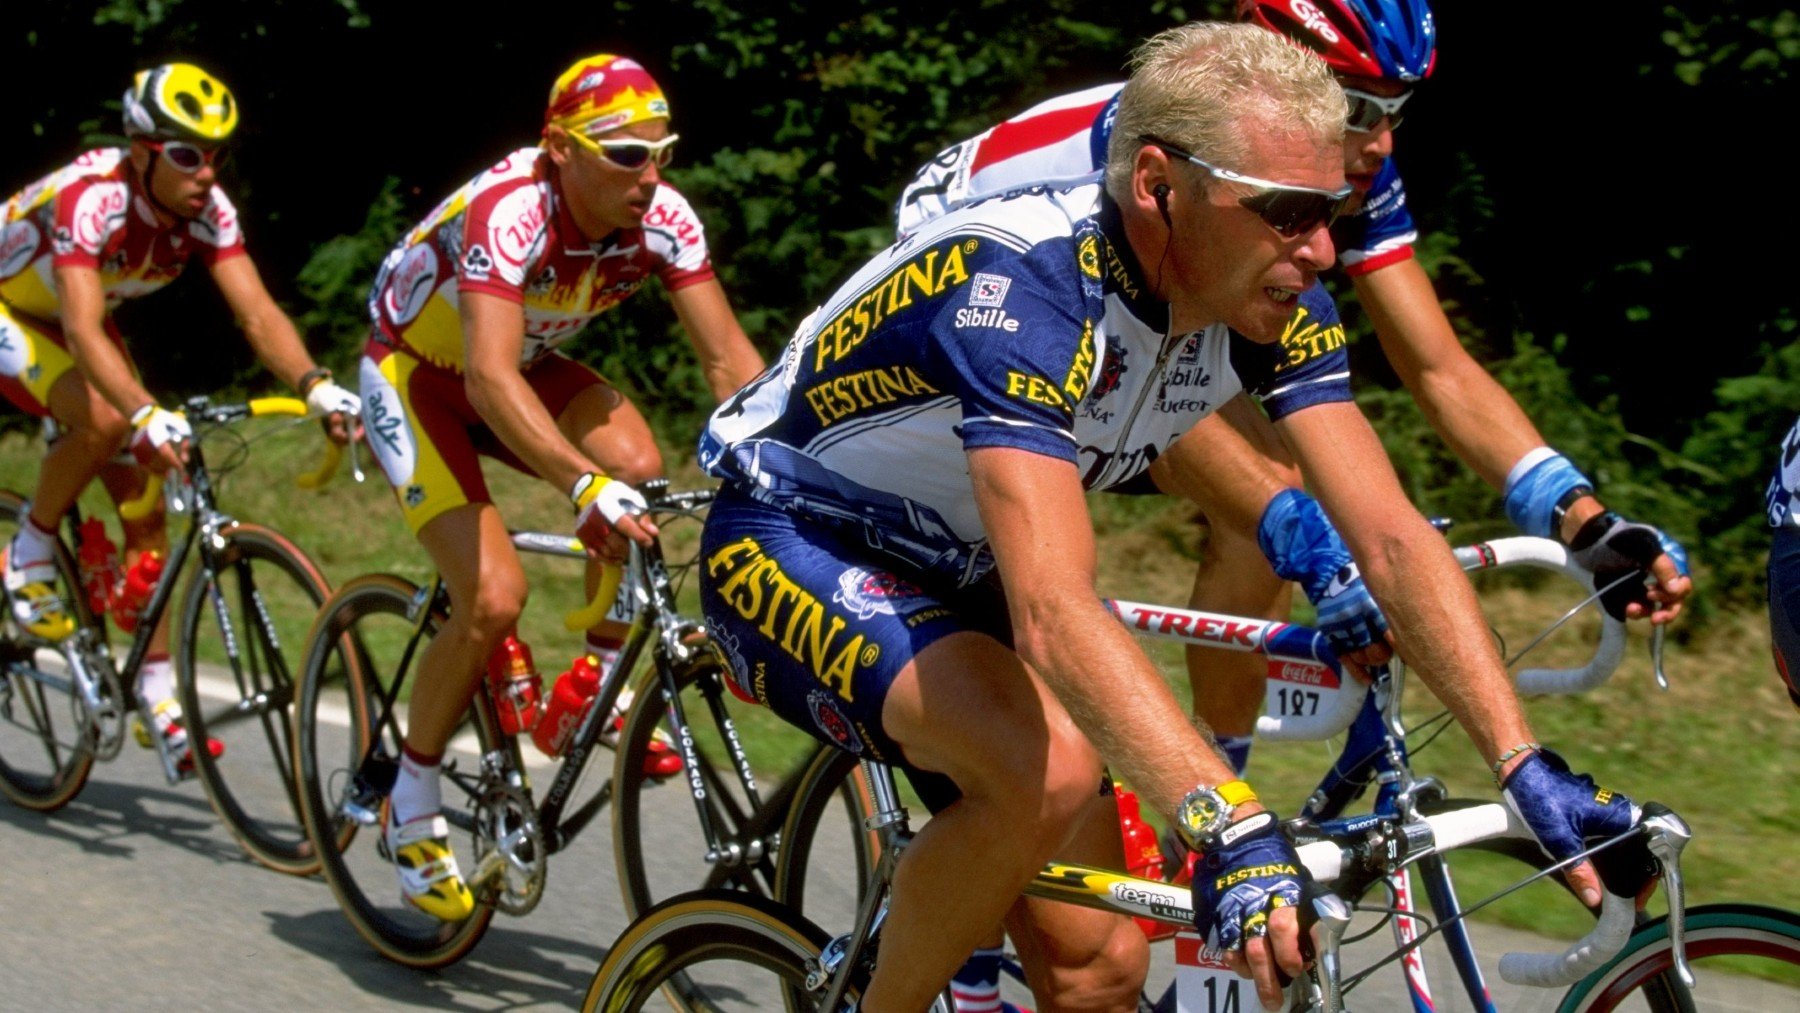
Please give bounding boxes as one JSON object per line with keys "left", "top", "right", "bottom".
{"left": 895, "top": 82, "right": 1417, "bottom": 276}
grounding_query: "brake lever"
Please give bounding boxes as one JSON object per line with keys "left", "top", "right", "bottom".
{"left": 1640, "top": 803, "right": 1694, "bottom": 987}
{"left": 1650, "top": 624, "right": 1669, "bottom": 691}
{"left": 1306, "top": 884, "right": 1352, "bottom": 1013}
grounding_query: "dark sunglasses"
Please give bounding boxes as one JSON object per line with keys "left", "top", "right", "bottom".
{"left": 148, "top": 139, "right": 224, "bottom": 174}
{"left": 1141, "top": 135, "right": 1354, "bottom": 239}
{"left": 1343, "top": 87, "right": 1412, "bottom": 133}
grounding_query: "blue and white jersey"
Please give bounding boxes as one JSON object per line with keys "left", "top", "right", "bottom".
{"left": 1334, "top": 156, "right": 1418, "bottom": 276}
{"left": 895, "top": 81, "right": 1418, "bottom": 272}
{"left": 700, "top": 183, "right": 1353, "bottom": 586}
{"left": 1767, "top": 416, "right": 1800, "bottom": 528}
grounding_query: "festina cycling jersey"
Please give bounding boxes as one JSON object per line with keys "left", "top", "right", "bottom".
{"left": 0, "top": 148, "right": 247, "bottom": 321}
{"left": 1767, "top": 416, "right": 1800, "bottom": 528}
{"left": 700, "top": 183, "right": 1353, "bottom": 587}
{"left": 894, "top": 82, "right": 1417, "bottom": 277}
{"left": 367, "top": 147, "right": 714, "bottom": 371}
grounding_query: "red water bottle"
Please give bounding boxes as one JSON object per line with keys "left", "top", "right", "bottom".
{"left": 77, "top": 518, "right": 122, "bottom": 617}
{"left": 532, "top": 654, "right": 601, "bottom": 756}
{"left": 112, "top": 551, "right": 163, "bottom": 633}
{"left": 1116, "top": 785, "right": 1172, "bottom": 941}
{"left": 486, "top": 633, "right": 543, "bottom": 736}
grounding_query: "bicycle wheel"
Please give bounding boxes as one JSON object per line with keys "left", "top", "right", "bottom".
{"left": 293, "top": 573, "right": 497, "bottom": 968}
{"left": 773, "top": 745, "right": 880, "bottom": 931}
{"left": 612, "top": 652, "right": 876, "bottom": 931}
{"left": 0, "top": 492, "right": 96, "bottom": 811}
{"left": 1556, "top": 904, "right": 1800, "bottom": 1013}
{"left": 584, "top": 890, "right": 845, "bottom": 1012}
{"left": 175, "top": 522, "right": 329, "bottom": 874}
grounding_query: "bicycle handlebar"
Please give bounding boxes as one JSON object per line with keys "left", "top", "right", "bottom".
{"left": 1453, "top": 536, "right": 1629, "bottom": 694}
{"left": 1296, "top": 801, "right": 1691, "bottom": 996}
{"left": 117, "top": 397, "right": 352, "bottom": 520}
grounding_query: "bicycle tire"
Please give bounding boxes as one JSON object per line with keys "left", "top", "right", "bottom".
{"left": 0, "top": 491, "right": 97, "bottom": 811}
{"left": 1555, "top": 903, "right": 1800, "bottom": 1013}
{"left": 772, "top": 745, "right": 880, "bottom": 927}
{"left": 611, "top": 653, "right": 876, "bottom": 928}
{"left": 293, "top": 572, "right": 497, "bottom": 968}
{"left": 584, "top": 890, "right": 844, "bottom": 1013}
{"left": 176, "top": 522, "right": 329, "bottom": 874}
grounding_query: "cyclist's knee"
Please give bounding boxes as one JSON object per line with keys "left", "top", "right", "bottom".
{"left": 459, "top": 568, "right": 529, "bottom": 641}
{"left": 606, "top": 444, "right": 664, "bottom": 487}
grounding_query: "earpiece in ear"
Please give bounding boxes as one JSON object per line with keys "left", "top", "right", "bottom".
{"left": 1153, "top": 183, "right": 1172, "bottom": 227}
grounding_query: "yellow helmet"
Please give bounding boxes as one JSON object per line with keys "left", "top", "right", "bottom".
{"left": 122, "top": 63, "right": 239, "bottom": 144}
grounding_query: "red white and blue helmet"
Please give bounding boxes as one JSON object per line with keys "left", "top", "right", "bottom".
{"left": 1238, "top": 0, "right": 1437, "bottom": 82}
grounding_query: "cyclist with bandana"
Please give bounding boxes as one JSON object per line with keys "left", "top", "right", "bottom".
{"left": 0, "top": 62, "right": 357, "bottom": 771}
{"left": 356, "top": 53, "right": 763, "bottom": 921}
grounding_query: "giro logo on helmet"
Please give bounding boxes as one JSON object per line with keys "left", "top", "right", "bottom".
{"left": 1290, "top": 0, "right": 1342, "bottom": 43}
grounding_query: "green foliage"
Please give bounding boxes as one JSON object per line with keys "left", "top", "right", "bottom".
{"left": 294, "top": 176, "right": 409, "bottom": 372}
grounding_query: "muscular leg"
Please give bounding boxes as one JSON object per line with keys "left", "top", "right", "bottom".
{"left": 863, "top": 633, "right": 1147, "bottom": 1013}
{"left": 407, "top": 503, "right": 529, "bottom": 756}
{"left": 32, "top": 369, "right": 132, "bottom": 532}
{"left": 1006, "top": 789, "right": 1149, "bottom": 1011}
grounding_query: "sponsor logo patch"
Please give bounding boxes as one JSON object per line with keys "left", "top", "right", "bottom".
{"left": 833, "top": 567, "right": 928, "bottom": 619}
{"left": 807, "top": 689, "right": 864, "bottom": 754}
{"left": 968, "top": 272, "right": 1011, "bottom": 308}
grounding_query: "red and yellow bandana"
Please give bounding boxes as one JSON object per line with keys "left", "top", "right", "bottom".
{"left": 544, "top": 54, "right": 670, "bottom": 136}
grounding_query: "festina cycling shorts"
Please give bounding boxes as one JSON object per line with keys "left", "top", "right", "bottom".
{"left": 1768, "top": 525, "right": 1800, "bottom": 710}
{"left": 698, "top": 483, "right": 1017, "bottom": 809}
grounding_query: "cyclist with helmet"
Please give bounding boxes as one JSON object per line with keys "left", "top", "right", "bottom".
{"left": 0, "top": 62, "right": 358, "bottom": 769}
{"left": 356, "top": 53, "right": 763, "bottom": 921}
{"left": 701, "top": 23, "right": 1658, "bottom": 1010}
{"left": 896, "top": 0, "right": 1689, "bottom": 781}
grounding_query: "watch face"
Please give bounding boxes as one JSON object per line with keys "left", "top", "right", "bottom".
{"left": 1180, "top": 789, "right": 1231, "bottom": 842}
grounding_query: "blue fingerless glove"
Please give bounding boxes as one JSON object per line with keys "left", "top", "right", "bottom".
{"left": 1258, "top": 489, "right": 1389, "bottom": 655}
{"left": 1504, "top": 449, "right": 1593, "bottom": 539}
{"left": 1191, "top": 813, "right": 1307, "bottom": 952}
{"left": 1569, "top": 512, "right": 1687, "bottom": 620}
{"left": 1501, "top": 748, "right": 1651, "bottom": 897}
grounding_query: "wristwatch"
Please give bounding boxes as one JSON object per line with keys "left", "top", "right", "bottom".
{"left": 1173, "top": 779, "right": 1260, "bottom": 851}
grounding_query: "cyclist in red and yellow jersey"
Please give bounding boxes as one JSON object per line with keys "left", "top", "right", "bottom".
{"left": 357, "top": 53, "right": 763, "bottom": 920}
{"left": 0, "top": 63, "right": 357, "bottom": 769}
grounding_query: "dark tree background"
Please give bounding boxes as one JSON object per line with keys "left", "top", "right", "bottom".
{"left": 3, "top": 1, "right": 1794, "bottom": 604}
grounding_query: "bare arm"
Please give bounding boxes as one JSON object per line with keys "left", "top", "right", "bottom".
{"left": 668, "top": 278, "right": 765, "bottom": 402}
{"left": 55, "top": 265, "right": 156, "bottom": 416}
{"left": 1146, "top": 396, "right": 1293, "bottom": 536}
{"left": 210, "top": 255, "right": 316, "bottom": 392}
{"left": 1357, "top": 258, "right": 1544, "bottom": 491}
{"left": 1273, "top": 400, "right": 1535, "bottom": 767}
{"left": 461, "top": 291, "right": 601, "bottom": 495}
{"left": 969, "top": 446, "right": 1242, "bottom": 816}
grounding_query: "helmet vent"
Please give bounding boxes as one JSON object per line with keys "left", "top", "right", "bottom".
{"left": 176, "top": 92, "right": 203, "bottom": 119}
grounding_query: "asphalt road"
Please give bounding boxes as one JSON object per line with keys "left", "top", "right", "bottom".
{"left": 2, "top": 676, "right": 1794, "bottom": 1011}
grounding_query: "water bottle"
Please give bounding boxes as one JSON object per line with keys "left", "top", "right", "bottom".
{"left": 532, "top": 654, "right": 601, "bottom": 756}
{"left": 485, "top": 633, "right": 543, "bottom": 736}
{"left": 112, "top": 551, "right": 163, "bottom": 633}
{"left": 76, "top": 518, "right": 122, "bottom": 617}
{"left": 1115, "top": 785, "right": 1172, "bottom": 941}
